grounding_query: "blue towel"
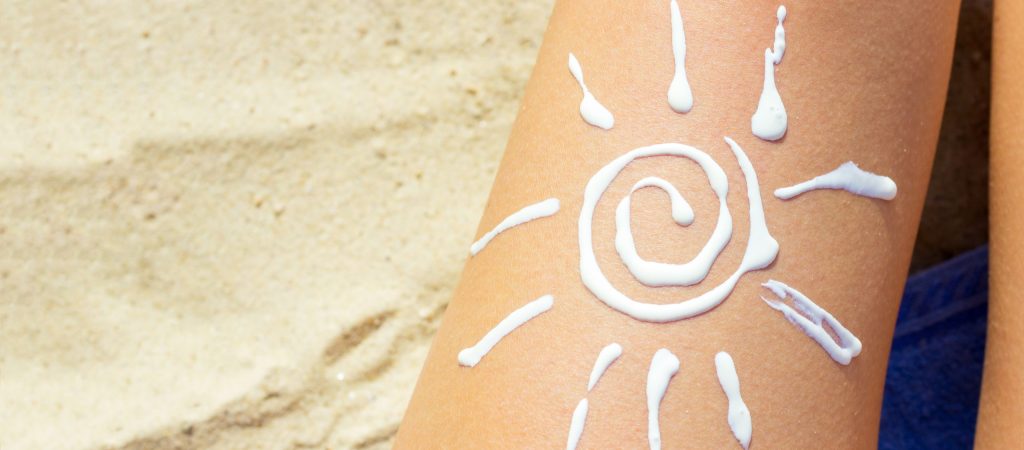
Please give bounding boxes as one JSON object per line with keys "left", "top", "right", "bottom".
{"left": 880, "top": 246, "right": 988, "bottom": 449}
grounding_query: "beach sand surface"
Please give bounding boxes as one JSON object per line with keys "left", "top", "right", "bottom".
{"left": 0, "top": 1, "right": 550, "bottom": 449}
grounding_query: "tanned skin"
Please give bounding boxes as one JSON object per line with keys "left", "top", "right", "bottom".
{"left": 975, "top": 0, "right": 1024, "bottom": 447}
{"left": 397, "top": 1, "right": 961, "bottom": 448}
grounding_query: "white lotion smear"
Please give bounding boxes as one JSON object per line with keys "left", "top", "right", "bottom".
{"left": 750, "top": 6, "right": 788, "bottom": 141}
{"left": 587, "top": 343, "right": 623, "bottom": 391}
{"left": 762, "top": 280, "right": 863, "bottom": 365}
{"left": 715, "top": 352, "right": 752, "bottom": 449}
{"left": 565, "top": 398, "right": 589, "bottom": 450}
{"left": 614, "top": 176, "right": 733, "bottom": 287}
{"left": 774, "top": 161, "right": 898, "bottom": 200}
{"left": 723, "top": 137, "right": 779, "bottom": 275}
{"left": 667, "top": 0, "right": 693, "bottom": 113}
{"left": 578, "top": 138, "right": 778, "bottom": 322}
{"left": 647, "top": 349, "right": 680, "bottom": 450}
{"left": 771, "top": 6, "right": 787, "bottom": 63}
{"left": 470, "top": 198, "right": 560, "bottom": 256}
{"left": 622, "top": 177, "right": 695, "bottom": 226}
{"left": 457, "top": 295, "right": 554, "bottom": 367}
{"left": 568, "top": 53, "right": 615, "bottom": 130}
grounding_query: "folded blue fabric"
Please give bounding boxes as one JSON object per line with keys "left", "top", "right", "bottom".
{"left": 880, "top": 246, "right": 988, "bottom": 449}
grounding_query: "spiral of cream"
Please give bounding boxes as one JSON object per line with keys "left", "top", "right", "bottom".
{"left": 578, "top": 137, "right": 779, "bottom": 322}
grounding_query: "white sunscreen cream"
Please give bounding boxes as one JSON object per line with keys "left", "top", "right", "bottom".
{"left": 566, "top": 344, "right": 622, "bottom": 449}
{"left": 566, "top": 398, "right": 589, "bottom": 450}
{"left": 715, "top": 352, "right": 752, "bottom": 449}
{"left": 568, "top": 53, "right": 615, "bottom": 129}
{"left": 762, "top": 280, "right": 862, "bottom": 365}
{"left": 771, "top": 6, "right": 787, "bottom": 63}
{"left": 578, "top": 138, "right": 778, "bottom": 322}
{"left": 458, "top": 295, "right": 554, "bottom": 367}
{"left": 470, "top": 198, "right": 560, "bottom": 256}
{"left": 667, "top": 0, "right": 693, "bottom": 113}
{"left": 588, "top": 343, "right": 623, "bottom": 391}
{"left": 750, "top": 6, "right": 788, "bottom": 141}
{"left": 774, "top": 161, "right": 898, "bottom": 200}
{"left": 647, "top": 349, "right": 680, "bottom": 450}
{"left": 614, "top": 176, "right": 734, "bottom": 287}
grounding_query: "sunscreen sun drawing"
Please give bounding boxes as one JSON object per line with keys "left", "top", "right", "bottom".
{"left": 457, "top": 3, "right": 896, "bottom": 449}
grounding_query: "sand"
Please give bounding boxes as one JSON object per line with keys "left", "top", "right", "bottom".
{"left": 0, "top": 0, "right": 989, "bottom": 449}
{"left": 0, "top": 1, "right": 551, "bottom": 449}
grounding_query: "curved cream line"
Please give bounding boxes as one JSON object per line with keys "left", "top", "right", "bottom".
{"left": 470, "top": 198, "right": 560, "bottom": 256}
{"left": 587, "top": 343, "right": 623, "bottom": 391}
{"left": 578, "top": 138, "right": 778, "bottom": 322}
{"left": 621, "top": 177, "right": 695, "bottom": 226}
{"left": 457, "top": 295, "right": 554, "bottom": 367}
{"left": 614, "top": 177, "right": 734, "bottom": 287}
